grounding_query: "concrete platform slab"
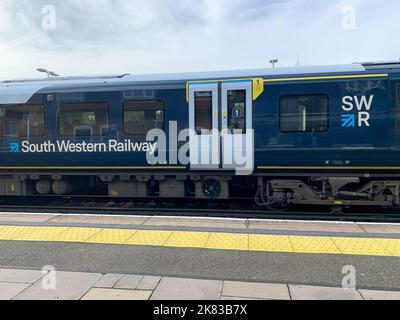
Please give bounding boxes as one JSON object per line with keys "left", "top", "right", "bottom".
{"left": 0, "top": 282, "right": 31, "bottom": 300}
{"left": 0, "top": 214, "right": 57, "bottom": 223}
{"left": 94, "top": 274, "right": 125, "bottom": 288}
{"left": 137, "top": 276, "right": 161, "bottom": 291}
{"left": 222, "top": 281, "right": 290, "bottom": 300}
{"left": 81, "top": 288, "right": 152, "bottom": 300}
{"left": 289, "top": 285, "right": 363, "bottom": 300}
{"left": 13, "top": 271, "right": 102, "bottom": 300}
{"left": 151, "top": 277, "right": 222, "bottom": 300}
{"left": 359, "top": 224, "right": 400, "bottom": 235}
{"left": 50, "top": 215, "right": 149, "bottom": 226}
{"left": 114, "top": 275, "right": 143, "bottom": 289}
{"left": 144, "top": 217, "right": 247, "bottom": 229}
{"left": 249, "top": 221, "right": 364, "bottom": 233}
{"left": 220, "top": 296, "right": 264, "bottom": 300}
{"left": 359, "top": 289, "right": 400, "bottom": 300}
{"left": 0, "top": 268, "right": 44, "bottom": 283}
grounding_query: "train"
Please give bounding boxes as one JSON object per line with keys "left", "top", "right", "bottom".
{"left": 1, "top": 60, "right": 400, "bottom": 210}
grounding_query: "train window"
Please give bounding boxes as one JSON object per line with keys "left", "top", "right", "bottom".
{"left": 0, "top": 104, "right": 45, "bottom": 138}
{"left": 195, "top": 91, "right": 213, "bottom": 134}
{"left": 279, "top": 95, "right": 329, "bottom": 133}
{"left": 58, "top": 102, "right": 109, "bottom": 136}
{"left": 227, "top": 90, "right": 246, "bottom": 133}
{"left": 123, "top": 101, "right": 165, "bottom": 135}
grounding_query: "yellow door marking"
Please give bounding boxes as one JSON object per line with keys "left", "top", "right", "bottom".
{"left": 186, "top": 74, "right": 387, "bottom": 102}
{"left": 186, "top": 78, "right": 264, "bottom": 102}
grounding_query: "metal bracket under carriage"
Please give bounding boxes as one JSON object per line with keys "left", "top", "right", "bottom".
{"left": 256, "top": 177, "right": 400, "bottom": 209}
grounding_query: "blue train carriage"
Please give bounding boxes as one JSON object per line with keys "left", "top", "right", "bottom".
{"left": 0, "top": 61, "right": 399, "bottom": 209}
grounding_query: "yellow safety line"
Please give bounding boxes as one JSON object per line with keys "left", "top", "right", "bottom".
{"left": 185, "top": 73, "right": 388, "bottom": 101}
{"left": 257, "top": 166, "right": 400, "bottom": 170}
{"left": 0, "top": 225, "right": 398, "bottom": 257}
{"left": 263, "top": 73, "right": 388, "bottom": 83}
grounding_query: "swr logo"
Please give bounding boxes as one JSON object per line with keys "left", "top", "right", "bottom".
{"left": 9, "top": 142, "right": 20, "bottom": 153}
{"left": 341, "top": 95, "right": 374, "bottom": 127}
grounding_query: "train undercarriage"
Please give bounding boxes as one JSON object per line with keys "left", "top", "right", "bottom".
{"left": 0, "top": 174, "right": 399, "bottom": 210}
{"left": 255, "top": 177, "right": 399, "bottom": 210}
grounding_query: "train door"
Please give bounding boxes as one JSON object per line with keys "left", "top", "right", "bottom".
{"left": 188, "top": 80, "right": 254, "bottom": 174}
{"left": 221, "top": 81, "right": 253, "bottom": 174}
{"left": 188, "top": 82, "right": 220, "bottom": 169}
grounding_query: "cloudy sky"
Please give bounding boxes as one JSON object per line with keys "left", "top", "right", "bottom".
{"left": 0, "top": 0, "right": 399, "bottom": 80}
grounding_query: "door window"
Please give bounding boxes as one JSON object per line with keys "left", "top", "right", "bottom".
{"left": 194, "top": 91, "right": 213, "bottom": 134}
{"left": 227, "top": 89, "right": 246, "bottom": 134}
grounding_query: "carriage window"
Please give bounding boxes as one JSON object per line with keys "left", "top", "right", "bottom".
{"left": 58, "top": 103, "right": 109, "bottom": 136}
{"left": 124, "top": 101, "right": 165, "bottom": 135}
{"left": 0, "top": 104, "right": 45, "bottom": 138}
{"left": 195, "top": 91, "right": 213, "bottom": 134}
{"left": 228, "top": 90, "right": 246, "bottom": 133}
{"left": 280, "top": 95, "right": 329, "bottom": 133}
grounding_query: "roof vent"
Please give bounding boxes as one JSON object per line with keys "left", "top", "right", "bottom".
{"left": 1, "top": 74, "right": 130, "bottom": 84}
{"left": 354, "top": 60, "right": 400, "bottom": 69}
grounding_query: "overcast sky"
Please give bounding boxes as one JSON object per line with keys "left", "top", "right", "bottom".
{"left": 0, "top": 0, "right": 399, "bottom": 80}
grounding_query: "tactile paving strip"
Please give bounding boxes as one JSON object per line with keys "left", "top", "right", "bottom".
{"left": 86, "top": 229, "right": 138, "bottom": 244}
{"left": 52, "top": 227, "right": 102, "bottom": 243}
{"left": 125, "top": 230, "right": 173, "bottom": 246}
{"left": 12, "top": 227, "right": 69, "bottom": 242}
{"left": 249, "top": 235, "right": 293, "bottom": 253}
{"left": 375, "top": 238, "right": 400, "bottom": 256}
{"left": 332, "top": 237, "right": 391, "bottom": 256}
{"left": 290, "top": 236, "right": 341, "bottom": 254}
{"left": 0, "top": 225, "right": 399, "bottom": 257}
{"left": 205, "top": 233, "right": 249, "bottom": 251}
{"left": 165, "top": 231, "right": 210, "bottom": 248}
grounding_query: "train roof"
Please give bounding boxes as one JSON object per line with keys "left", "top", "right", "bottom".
{"left": 0, "top": 62, "right": 398, "bottom": 105}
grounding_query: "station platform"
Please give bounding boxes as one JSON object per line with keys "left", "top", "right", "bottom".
{"left": 0, "top": 212, "right": 400, "bottom": 299}
{"left": 2, "top": 267, "right": 400, "bottom": 300}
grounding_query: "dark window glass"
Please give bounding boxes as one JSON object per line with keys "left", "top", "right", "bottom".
{"left": 195, "top": 91, "right": 212, "bottom": 134}
{"left": 58, "top": 103, "right": 109, "bottom": 136}
{"left": 0, "top": 104, "right": 45, "bottom": 138}
{"left": 228, "top": 90, "right": 246, "bottom": 133}
{"left": 280, "top": 95, "right": 329, "bottom": 133}
{"left": 124, "top": 101, "right": 164, "bottom": 135}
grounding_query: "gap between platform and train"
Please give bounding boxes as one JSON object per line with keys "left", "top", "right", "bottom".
{"left": 0, "top": 224, "right": 400, "bottom": 257}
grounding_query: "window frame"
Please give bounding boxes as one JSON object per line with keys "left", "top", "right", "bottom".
{"left": 57, "top": 101, "right": 111, "bottom": 137}
{"left": 278, "top": 93, "right": 330, "bottom": 134}
{"left": 194, "top": 91, "right": 213, "bottom": 135}
{"left": 227, "top": 89, "right": 247, "bottom": 134}
{"left": 0, "top": 104, "right": 46, "bottom": 138}
{"left": 122, "top": 99, "right": 166, "bottom": 136}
